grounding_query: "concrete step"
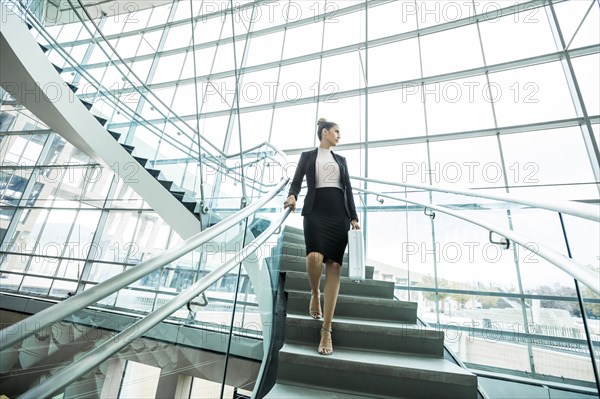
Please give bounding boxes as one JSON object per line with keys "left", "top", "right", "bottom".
{"left": 285, "top": 290, "right": 417, "bottom": 324}
{"left": 80, "top": 99, "right": 93, "bottom": 110}
{"left": 158, "top": 179, "right": 173, "bottom": 190}
{"left": 281, "top": 231, "right": 307, "bottom": 245}
{"left": 283, "top": 225, "right": 303, "bottom": 236}
{"left": 52, "top": 63, "right": 63, "bottom": 74}
{"left": 265, "top": 383, "right": 377, "bottom": 399}
{"left": 145, "top": 168, "right": 161, "bottom": 178}
{"left": 93, "top": 114, "right": 107, "bottom": 126}
{"left": 133, "top": 156, "right": 148, "bottom": 167}
{"left": 171, "top": 190, "right": 185, "bottom": 201}
{"left": 108, "top": 130, "right": 121, "bottom": 141}
{"left": 283, "top": 271, "right": 394, "bottom": 300}
{"left": 284, "top": 314, "right": 443, "bottom": 357}
{"left": 121, "top": 144, "right": 134, "bottom": 154}
{"left": 276, "top": 241, "right": 350, "bottom": 264}
{"left": 277, "top": 343, "right": 477, "bottom": 399}
{"left": 273, "top": 254, "right": 375, "bottom": 280}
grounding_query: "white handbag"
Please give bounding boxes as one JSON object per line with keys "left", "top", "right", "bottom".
{"left": 347, "top": 229, "right": 365, "bottom": 281}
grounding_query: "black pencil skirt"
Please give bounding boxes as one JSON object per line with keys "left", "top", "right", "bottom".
{"left": 303, "top": 187, "right": 350, "bottom": 264}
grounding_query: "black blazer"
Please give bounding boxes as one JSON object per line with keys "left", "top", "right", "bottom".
{"left": 288, "top": 148, "right": 359, "bottom": 222}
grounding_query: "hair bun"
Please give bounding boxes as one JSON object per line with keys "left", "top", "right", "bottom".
{"left": 317, "top": 117, "right": 327, "bottom": 125}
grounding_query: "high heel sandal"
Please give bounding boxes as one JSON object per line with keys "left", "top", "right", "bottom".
{"left": 309, "top": 292, "right": 322, "bottom": 319}
{"left": 318, "top": 327, "right": 333, "bottom": 355}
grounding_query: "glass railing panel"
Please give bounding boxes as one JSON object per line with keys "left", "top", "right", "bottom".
{"left": 209, "top": 158, "right": 246, "bottom": 216}
{"left": 424, "top": 290, "right": 597, "bottom": 386}
{"left": 509, "top": 207, "right": 572, "bottom": 252}
{"left": 87, "top": 96, "right": 116, "bottom": 125}
{"left": 127, "top": 125, "right": 163, "bottom": 161}
{"left": 429, "top": 292, "right": 530, "bottom": 372}
{"left": 359, "top": 182, "right": 599, "bottom": 390}
{"left": 528, "top": 299, "right": 598, "bottom": 384}
{"left": 155, "top": 158, "right": 196, "bottom": 194}
{"left": 0, "top": 306, "right": 153, "bottom": 397}
{"left": 220, "top": 199, "right": 286, "bottom": 397}
{"left": 0, "top": 212, "right": 282, "bottom": 397}
{"left": 180, "top": 157, "right": 203, "bottom": 190}
{"left": 517, "top": 250, "right": 599, "bottom": 387}
{"left": 115, "top": 288, "right": 156, "bottom": 313}
{"left": 561, "top": 213, "right": 600, "bottom": 277}
{"left": 365, "top": 208, "right": 435, "bottom": 298}
{"left": 432, "top": 210, "right": 518, "bottom": 290}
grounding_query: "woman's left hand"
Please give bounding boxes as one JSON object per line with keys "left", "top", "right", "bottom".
{"left": 351, "top": 220, "right": 360, "bottom": 230}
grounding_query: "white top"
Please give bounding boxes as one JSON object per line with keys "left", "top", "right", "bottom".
{"left": 315, "top": 147, "right": 342, "bottom": 190}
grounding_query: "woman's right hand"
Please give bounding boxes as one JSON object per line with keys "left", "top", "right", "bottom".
{"left": 283, "top": 195, "right": 296, "bottom": 211}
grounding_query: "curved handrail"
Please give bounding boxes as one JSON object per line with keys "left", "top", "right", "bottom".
{"left": 18, "top": 207, "right": 292, "bottom": 399}
{"left": 0, "top": 178, "right": 289, "bottom": 351}
{"left": 353, "top": 186, "right": 600, "bottom": 295}
{"left": 352, "top": 176, "right": 599, "bottom": 222}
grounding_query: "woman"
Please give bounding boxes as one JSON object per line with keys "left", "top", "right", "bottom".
{"left": 283, "top": 118, "right": 360, "bottom": 355}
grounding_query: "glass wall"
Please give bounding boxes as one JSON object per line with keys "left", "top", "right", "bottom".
{"left": 2, "top": 0, "right": 598, "bottom": 390}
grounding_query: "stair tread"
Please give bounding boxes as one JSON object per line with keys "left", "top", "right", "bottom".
{"left": 274, "top": 253, "right": 370, "bottom": 267}
{"left": 276, "top": 225, "right": 477, "bottom": 398}
{"left": 286, "top": 290, "right": 415, "bottom": 309}
{"left": 80, "top": 99, "right": 93, "bottom": 110}
{"left": 284, "top": 270, "right": 390, "bottom": 288}
{"left": 266, "top": 383, "right": 379, "bottom": 399}
{"left": 278, "top": 241, "right": 350, "bottom": 260}
{"left": 285, "top": 313, "right": 426, "bottom": 330}
{"left": 282, "top": 231, "right": 305, "bottom": 240}
{"left": 282, "top": 271, "right": 393, "bottom": 299}
{"left": 283, "top": 314, "right": 442, "bottom": 357}
{"left": 283, "top": 225, "right": 303, "bottom": 235}
{"left": 279, "top": 343, "right": 476, "bottom": 384}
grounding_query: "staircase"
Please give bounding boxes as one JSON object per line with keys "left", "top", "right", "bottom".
{"left": 33, "top": 25, "right": 202, "bottom": 223}
{"left": 0, "top": 6, "right": 203, "bottom": 238}
{"left": 265, "top": 226, "right": 478, "bottom": 399}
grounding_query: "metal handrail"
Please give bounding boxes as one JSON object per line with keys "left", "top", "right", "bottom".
{"left": 0, "top": 178, "right": 289, "bottom": 351}
{"left": 351, "top": 176, "right": 599, "bottom": 222}
{"left": 17, "top": 207, "right": 292, "bottom": 399}
{"left": 353, "top": 186, "right": 600, "bottom": 295}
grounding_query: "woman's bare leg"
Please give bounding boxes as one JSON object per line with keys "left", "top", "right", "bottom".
{"left": 319, "top": 259, "right": 341, "bottom": 355}
{"left": 306, "top": 252, "right": 324, "bottom": 318}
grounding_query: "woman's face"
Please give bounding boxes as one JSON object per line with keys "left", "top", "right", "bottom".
{"left": 322, "top": 125, "right": 341, "bottom": 146}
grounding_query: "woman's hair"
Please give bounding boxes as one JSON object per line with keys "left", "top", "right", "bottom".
{"left": 316, "top": 118, "right": 337, "bottom": 141}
